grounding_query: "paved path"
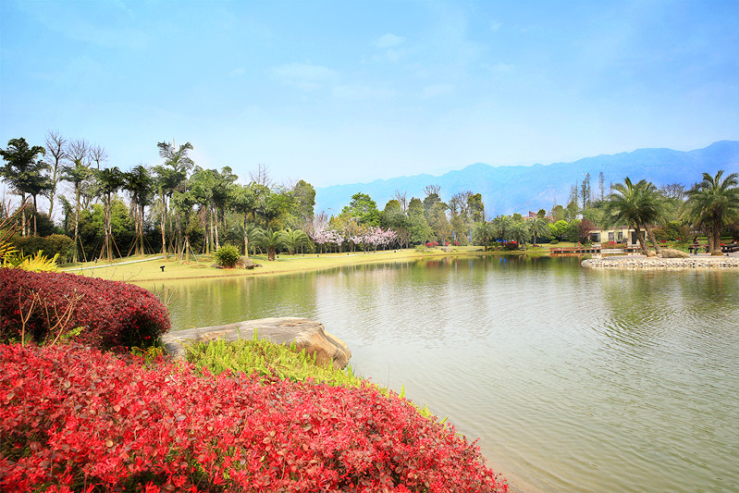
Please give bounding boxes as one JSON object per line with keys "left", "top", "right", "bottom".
{"left": 62, "top": 255, "right": 164, "bottom": 272}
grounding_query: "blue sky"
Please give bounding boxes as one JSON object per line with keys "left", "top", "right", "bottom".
{"left": 1, "top": 0, "right": 738, "bottom": 191}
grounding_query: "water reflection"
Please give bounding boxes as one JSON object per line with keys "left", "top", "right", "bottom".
{"left": 144, "top": 256, "right": 739, "bottom": 493}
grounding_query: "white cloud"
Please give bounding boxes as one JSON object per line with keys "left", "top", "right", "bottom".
{"left": 230, "top": 67, "right": 246, "bottom": 76}
{"left": 490, "top": 20, "right": 502, "bottom": 32}
{"left": 374, "top": 33, "right": 405, "bottom": 48}
{"left": 421, "top": 84, "right": 454, "bottom": 99}
{"left": 269, "top": 63, "right": 338, "bottom": 91}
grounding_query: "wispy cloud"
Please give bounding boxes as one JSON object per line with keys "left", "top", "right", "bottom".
{"left": 230, "top": 67, "right": 246, "bottom": 77}
{"left": 490, "top": 20, "right": 502, "bottom": 32}
{"left": 374, "top": 33, "right": 405, "bottom": 49}
{"left": 270, "top": 63, "right": 338, "bottom": 91}
{"left": 17, "top": 1, "right": 149, "bottom": 50}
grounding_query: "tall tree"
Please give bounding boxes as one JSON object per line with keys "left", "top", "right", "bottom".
{"left": 230, "top": 183, "right": 261, "bottom": 257}
{"left": 61, "top": 155, "right": 93, "bottom": 263}
{"left": 0, "top": 138, "right": 47, "bottom": 236}
{"left": 96, "top": 167, "right": 125, "bottom": 262}
{"left": 154, "top": 141, "right": 194, "bottom": 259}
{"left": 123, "top": 165, "right": 154, "bottom": 257}
{"left": 528, "top": 217, "right": 551, "bottom": 245}
{"left": 603, "top": 177, "right": 650, "bottom": 255}
{"left": 44, "top": 131, "right": 67, "bottom": 221}
{"left": 685, "top": 170, "right": 739, "bottom": 255}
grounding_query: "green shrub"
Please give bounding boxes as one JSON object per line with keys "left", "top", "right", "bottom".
{"left": 11, "top": 234, "right": 75, "bottom": 264}
{"left": 214, "top": 244, "right": 240, "bottom": 268}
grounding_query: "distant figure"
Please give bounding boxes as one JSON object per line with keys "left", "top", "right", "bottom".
{"left": 693, "top": 237, "right": 699, "bottom": 245}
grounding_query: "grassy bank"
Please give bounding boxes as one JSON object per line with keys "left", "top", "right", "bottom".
{"left": 62, "top": 245, "right": 552, "bottom": 283}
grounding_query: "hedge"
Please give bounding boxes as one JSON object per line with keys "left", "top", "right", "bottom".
{"left": 0, "top": 343, "right": 508, "bottom": 493}
{"left": 0, "top": 269, "right": 170, "bottom": 349}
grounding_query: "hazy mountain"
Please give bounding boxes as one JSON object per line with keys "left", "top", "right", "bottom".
{"left": 315, "top": 141, "right": 739, "bottom": 217}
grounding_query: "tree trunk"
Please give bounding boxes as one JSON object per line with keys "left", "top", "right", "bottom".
{"left": 643, "top": 223, "right": 662, "bottom": 255}
{"left": 160, "top": 193, "right": 167, "bottom": 260}
{"left": 268, "top": 247, "right": 276, "bottom": 261}
{"left": 73, "top": 189, "right": 80, "bottom": 263}
{"left": 243, "top": 214, "right": 249, "bottom": 259}
{"left": 634, "top": 224, "right": 649, "bottom": 255}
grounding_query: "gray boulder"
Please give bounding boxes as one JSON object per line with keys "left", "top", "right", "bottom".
{"left": 162, "top": 317, "right": 351, "bottom": 369}
{"left": 660, "top": 248, "right": 690, "bottom": 259}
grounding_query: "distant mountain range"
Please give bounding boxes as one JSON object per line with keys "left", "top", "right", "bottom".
{"left": 315, "top": 141, "right": 739, "bottom": 217}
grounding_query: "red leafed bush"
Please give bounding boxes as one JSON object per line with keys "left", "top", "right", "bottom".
{"left": 0, "top": 269, "right": 170, "bottom": 349}
{"left": 0, "top": 344, "right": 508, "bottom": 493}
{"left": 502, "top": 241, "right": 518, "bottom": 251}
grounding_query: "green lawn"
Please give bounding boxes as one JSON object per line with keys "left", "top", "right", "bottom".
{"left": 62, "top": 246, "right": 532, "bottom": 283}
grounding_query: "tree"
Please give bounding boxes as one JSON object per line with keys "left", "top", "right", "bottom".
{"left": 685, "top": 170, "right": 739, "bottom": 255}
{"left": 230, "top": 183, "right": 261, "bottom": 257}
{"left": 472, "top": 221, "right": 495, "bottom": 251}
{"left": 277, "top": 228, "right": 311, "bottom": 254}
{"left": 602, "top": 177, "right": 651, "bottom": 255}
{"left": 492, "top": 215, "right": 513, "bottom": 241}
{"left": 0, "top": 138, "right": 47, "bottom": 236}
{"left": 123, "top": 165, "right": 154, "bottom": 257}
{"left": 255, "top": 229, "right": 287, "bottom": 261}
{"left": 508, "top": 220, "right": 531, "bottom": 248}
{"left": 154, "top": 141, "right": 194, "bottom": 259}
{"left": 44, "top": 131, "right": 67, "bottom": 221}
{"left": 96, "top": 167, "right": 125, "bottom": 262}
{"left": 61, "top": 152, "right": 93, "bottom": 263}
{"left": 467, "top": 193, "right": 484, "bottom": 222}
{"left": 407, "top": 197, "right": 432, "bottom": 245}
{"left": 340, "top": 192, "right": 380, "bottom": 226}
{"left": 293, "top": 180, "right": 316, "bottom": 226}
{"left": 528, "top": 217, "right": 551, "bottom": 245}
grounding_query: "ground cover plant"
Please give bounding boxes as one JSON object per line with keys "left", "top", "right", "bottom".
{"left": 0, "top": 343, "right": 508, "bottom": 493}
{"left": 0, "top": 269, "right": 170, "bottom": 349}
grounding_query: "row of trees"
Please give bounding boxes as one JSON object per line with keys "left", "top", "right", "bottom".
{"left": 2, "top": 133, "right": 738, "bottom": 261}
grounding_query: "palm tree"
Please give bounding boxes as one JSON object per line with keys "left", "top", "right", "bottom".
{"left": 154, "top": 141, "right": 194, "bottom": 259}
{"left": 123, "top": 165, "right": 154, "bottom": 257}
{"left": 685, "top": 170, "right": 739, "bottom": 255}
{"left": 603, "top": 177, "right": 651, "bottom": 255}
{"left": 472, "top": 221, "right": 495, "bottom": 251}
{"left": 528, "top": 217, "right": 550, "bottom": 245}
{"left": 633, "top": 181, "right": 669, "bottom": 255}
{"left": 0, "top": 138, "right": 47, "bottom": 236}
{"left": 509, "top": 220, "right": 531, "bottom": 248}
{"left": 61, "top": 157, "right": 93, "bottom": 263}
{"left": 255, "top": 229, "right": 287, "bottom": 261}
{"left": 277, "top": 228, "right": 310, "bottom": 254}
{"left": 230, "top": 184, "right": 260, "bottom": 258}
{"left": 492, "top": 215, "right": 513, "bottom": 242}
{"left": 96, "top": 167, "right": 125, "bottom": 262}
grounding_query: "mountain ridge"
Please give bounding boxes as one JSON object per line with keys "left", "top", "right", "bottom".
{"left": 315, "top": 141, "right": 739, "bottom": 216}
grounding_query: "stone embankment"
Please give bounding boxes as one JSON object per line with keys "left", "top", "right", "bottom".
{"left": 582, "top": 255, "right": 739, "bottom": 270}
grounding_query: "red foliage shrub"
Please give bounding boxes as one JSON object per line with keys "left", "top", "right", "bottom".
{"left": 0, "top": 344, "right": 508, "bottom": 493}
{"left": 454, "top": 241, "right": 460, "bottom": 246}
{"left": 0, "top": 269, "right": 170, "bottom": 349}
{"left": 502, "top": 241, "right": 518, "bottom": 251}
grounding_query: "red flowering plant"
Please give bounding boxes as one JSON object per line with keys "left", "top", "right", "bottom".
{"left": 0, "top": 269, "right": 170, "bottom": 350}
{"left": 0, "top": 344, "right": 508, "bottom": 493}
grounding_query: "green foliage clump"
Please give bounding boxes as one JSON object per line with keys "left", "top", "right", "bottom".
{"left": 185, "top": 333, "right": 363, "bottom": 388}
{"left": 185, "top": 333, "right": 438, "bottom": 419}
{"left": 11, "top": 234, "right": 74, "bottom": 264}
{"left": 214, "top": 244, "right": 240, "bottom": 268}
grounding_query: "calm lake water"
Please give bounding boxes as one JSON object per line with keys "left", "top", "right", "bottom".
{"left": 141, "top": 256, "right": 739, "bottom": 493}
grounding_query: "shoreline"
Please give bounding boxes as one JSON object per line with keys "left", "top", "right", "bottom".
{"left": 63, "top": 247, "right": 541, "bottom": 284}
{"left": 582, "top": 254, "right": 739, "bottom": 270}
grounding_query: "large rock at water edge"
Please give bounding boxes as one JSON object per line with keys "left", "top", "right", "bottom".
{"left": 162, "top": 317, "right": 351, "bottom": 369}
{"left": 660, "top": 248, "right": 690, "bottom": 259}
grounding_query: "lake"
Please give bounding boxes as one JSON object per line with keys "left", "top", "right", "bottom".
{"left": 143, "top": 256, "right": 739, "bottom": 493}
